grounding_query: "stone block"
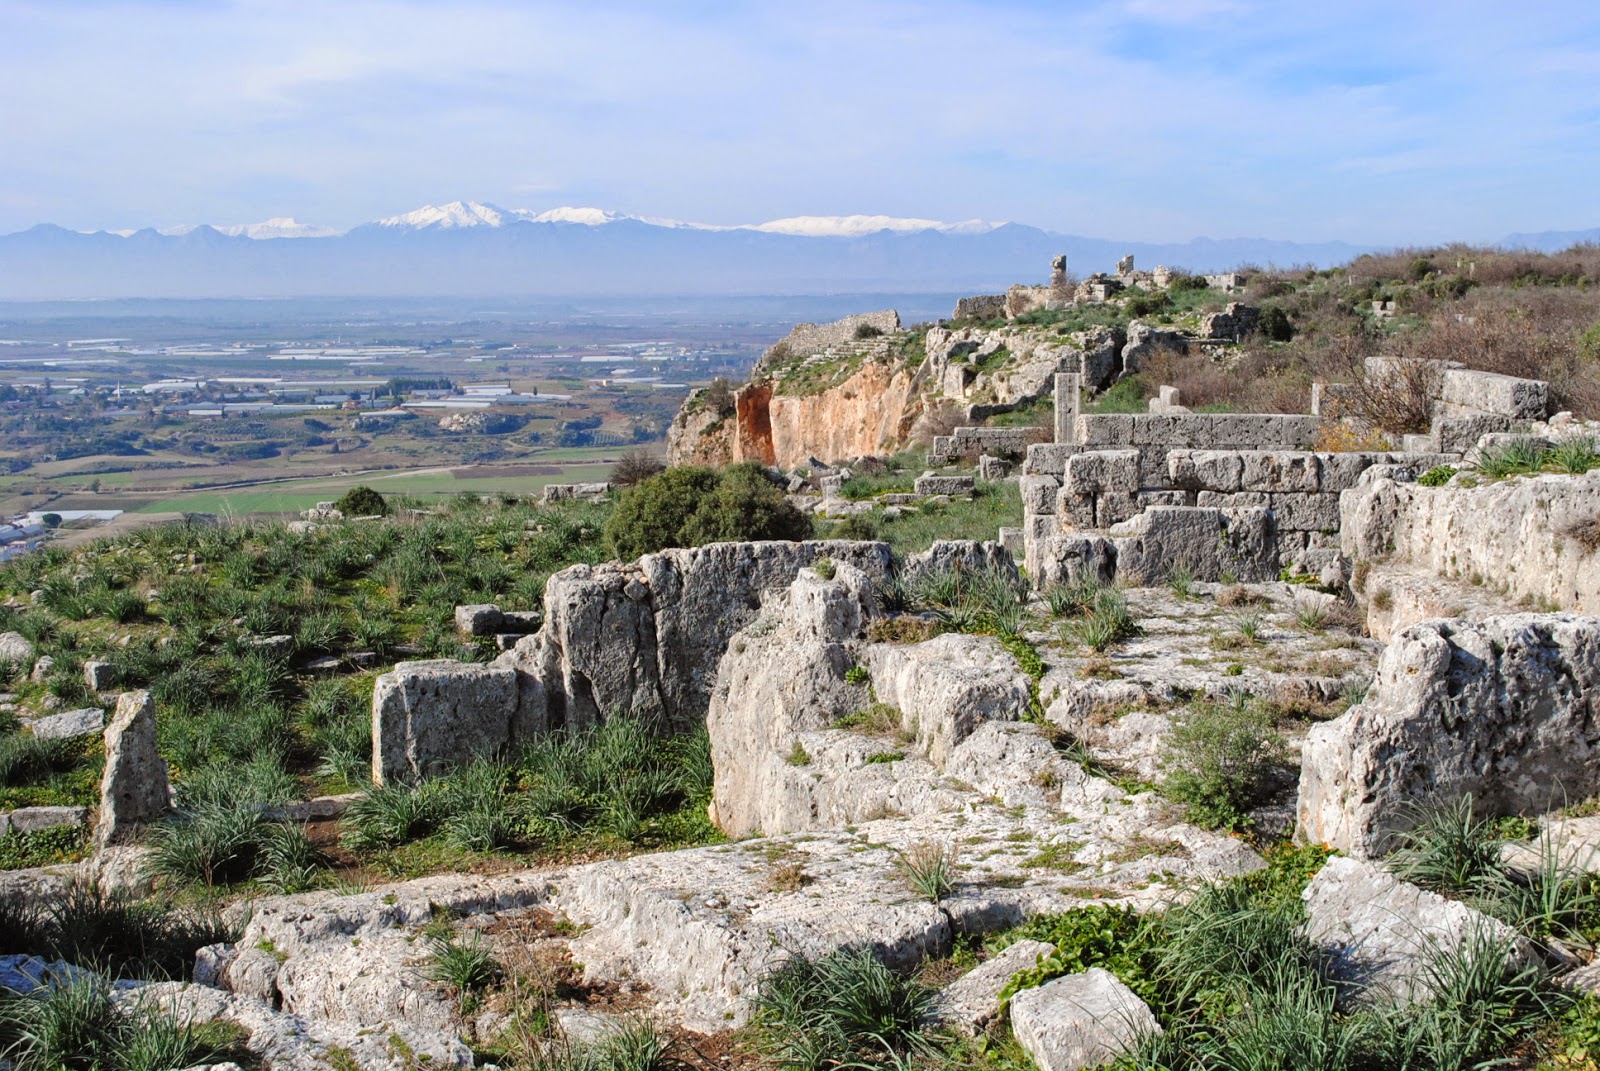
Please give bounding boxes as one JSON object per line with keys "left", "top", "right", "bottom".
{"left": 8, "top": 806, "right": 88, "bottom": 834}
{"left": 1010, "top": 969, "right": 1158, "bottom": 1071}
{"left": 1136, "top": 490, "right": 1188, "bottom": 509}
{"left": 1111, "top": 506, "right": 1277, "bottom": 584}
{"left": 1023, "top": 442, "right": 1079, "bottom": 476}
{"left": 1402, "top": 433, "right": 1438, "bottom": 454}
{"left": 454, "top": 604, "right": 503, "bottom": 638}
{"left": 1238, "top": 451, "right": 1322, "bottom": 493}
{"left": 1025, "top": 514, "right": 1061, "bottom": 544}
{"left": 998, "top": 527, "right": 1024, "bottom": 556}
{"left": 1313, "top": 452, "right": 1390, "bottom": 494}
{"left": 1268, "top": 492, "right": 1342, "bottom": 532}
{"left": 82, "top": 660, "right": 116, "bottom": 692}
{"left": 372, "top": 661, "right": 521, "bottom": 784}
{"left": 1303, "top": 856, "right": 1535, "bottom": 1003}
{"left": 929, "top": 939, "right": 1055, "bottom": 1035}
{"left": 1077, "top": 414, "right": 1133, "bottom": 446}
{"left": 1434, "top": 413, "right": 1513, "bottom": 454}
{"left": 978, "top": 455, "right": 1011, "bottom": 480}
{"left": 0, "top": 632, "right": 34, "bottom": 668}
{"left": 29, "top": 707, "right": 103, "bottom": 741}
{"left": 1033, "top": 537, "right": 1118, "bottom": 591}
{"left": 1169, "top": 450, "right": 1244, "bottom": 492}
{"left": 1196, "top": 491, "right": 1267, "bottom": 510}
{"left": 914, "top": 474, "right": 975, "bottom": 497}
{"left": 1095, "top": 492, "right": 1139, "bottom": 529}
{"left": 1439, "top": 368, "right": 1549, "bottom": 420}
{"left": 1063, "top": 450, "right": 1141, "bottom": 494}
{"left": 1020, "top": 475, "right": 1062, "bottom": 516}
{"left": 1055, "top": 489, "right": 1096, "bottom": 530}
{"left": 98, "top": 691, "right": 169, "bottom": 845}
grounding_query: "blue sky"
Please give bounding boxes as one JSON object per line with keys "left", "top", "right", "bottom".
{"left": 2, "top": 0, "right": 1598, "bottom": 243}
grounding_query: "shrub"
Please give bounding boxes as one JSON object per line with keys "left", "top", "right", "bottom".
{"left": 1256, "top": 306, "right": 1295, "bottom": 341}
{"left": 998, "top": 904, "right": 1163, "bottom": 1008}
{"left": 1161, "top": 697, "right": 1289, "bottom": 831}
{"left": 829, "top": 514, "right": 878, "bottom": 541}
{"left": 333, "top": 485, "right": 388, "bottom": 517}
{"left": 751, "top": 947, "right": 934, "bottom": 1071}
{"left": 426, "top": 932, "right": 502, "bottom": 1011}
{"left": 853, "top": 322, "right": 885, "bottom": 339}
{"left": 604, "top": 464, "right": 811, "bottom": 560}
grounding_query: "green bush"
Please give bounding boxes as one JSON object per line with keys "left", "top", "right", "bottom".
{"left": 0, "top": 978, "right": 245, "bottom": 1071}
{"left": 1256, "top": 306, "right": 1295, "bottom": 342}
{"left": 333, "top": 485, "right": 388, "bottom": 517}
{"left": 603, "top": 464, "right": 811, "bottom": 560}
{"left": 1160, "top": 696, "right": 1289, "bottom": 831}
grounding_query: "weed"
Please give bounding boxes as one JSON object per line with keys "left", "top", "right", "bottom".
{"left": 1419, "top": 464, "right": 1458, "bottom": 487}
{"left": 1160, "top": 696, "right": 1289, "bottom": 832}
{"left": 1292, "top": 600, "right": 1329, "bottom": 631}
{"left": 1166, "top": 562, "right": 1196, "bottom": 600}
{"left": 425, "top": 932, "right": 502, "bottom": 1011}
{"left": 1549, "top": 437, "right": 1600, "bottom": 475}
{"left": 786, "top": 740, "right": 811, "bottom": 767}
{"left": 896, "top": 840, "right": 958, "bottom": 903}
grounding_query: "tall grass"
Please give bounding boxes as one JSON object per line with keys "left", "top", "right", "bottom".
{"left": 752, "top": 947, "right": 934, "bottom": 1071}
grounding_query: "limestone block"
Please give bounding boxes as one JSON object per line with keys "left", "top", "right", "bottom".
{"left": 453, "top": 604, "right": 503, "bottom": 638}
{"left": 1010, "top": 969, "right": 1158, "bottom": 1071}
{"left": 1055, "top": 490, "right": 1096, "bottom": 531}
{"left": 1434, "top": 413, "right": 1513, "bottom": 454}
{"left": 1268, "top": 492, "right": 1342, "bottom": 532}
{"left": 1033, "top": 537, "right": 1118, "bottom": 592}
{"left": 1169, "top": 450, "right": 1244, "bottom": 492}
{"left": 222, "top": 946, "right": 283, "bottom": 1005}
{"left": 1064, "top": 450, "right": 1141, "bottom": 494}
{"left": 978, "top": 455, "right": 1011, "bottom": 480}
{"left": 903, "top": 541, "right": 1020, "bottom": 587}
{"left": 866, "top": 633, "right": 1032, "bottom": 763}
{"left": 914, "top": 474, "right": 975, "bottom": 496}
{"left": 928, "top": 939, "right": 1055, "bottom": 1034}
{"left": 1111, "top": 507, "right": 1277, "bottom": 583}
{"left": 1298, "top": 615, "right": 1600, "bottom": 857}
{"left": 1238, "top": 452, "right": 1322, "bottom": 493}
{"left": 371, "top": 661, "right": 520, "bottom": 784}
{"left": 29, "top": 707, "right": 103, "bottom": 741}
{"left": 30, "top": 657, "right": 53, "bottom": 683}
{"left": 97, "top": 691, "right": 170, "bottom": 845}
{"left": 1196, "top": 491, "right": 1267, "bottom": 510}
{"left": 1077, "top": 415, "right": 1133, "bottom": 446}
{"left": 1095, "top": 493, "right": 1139, "bottom": 529}
{"left": 82, "top": 660, "right": 117, "bottom": 692}
{"left": 1026, "top": 514, "right": 1062, "bottom": 545}
{"left": 1024, "top": 443, "right": 1080, "bottom": 476}
{"left": 999, "top": 527, "right": 1024, "bottom": 557}
{"left": 1439, "top": 368, "right": 1548, "bottom": 420}
{"left": 1137, "top": 448, "right": 1172, "bottom": 490}
{"left": 1303, "top": 856, "right": 1535, "bottom": 1003}
{"left": 8, "top": 806, "right": 88, "bottom": 834}
{"left": 1136, "top": 491, "right": 1188, "bottom": 509}
{"left": 1314, "top": 452, "right": 1391, "bottom": 494}
{"left": 1021, "top": 475, "right": 1062, "bottom": 516}
{"left": 819, "top": 474, "right": 846, "bottom": 496}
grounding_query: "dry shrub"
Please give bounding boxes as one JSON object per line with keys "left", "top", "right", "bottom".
{"left": 1217, "top": 584, "right": 1265, "bottom": 608}
{"left": 1314, "top": 420, "right": 1391, "bottom": 452}
{"left": 610, "top": 447, "right": 665, "bottom": 488}
{"left": 1568, "top": 517, "right": 1600, "bottom": 554}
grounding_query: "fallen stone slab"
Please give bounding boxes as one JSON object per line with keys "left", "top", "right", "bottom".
{"left": 1302, "top": 856, "right": 1535, "bottom": 1003}
{"left": 914, "top": 473, "right": 975, "bottom": 496}
{"left": 1298, "top": 614, "right": 1600, "bottom": 857}
{"left": 28, "top": 706, "right": 104, "bottom": 741}
{"left": 928, "top": 938, "right": 1055, "bottom": 1035}
{"left": 7, "top": 806, "right": 88, "bottom": 834}
{"left": 371, "top": 660, "right": 522, "bottom": 784}
{"left": 1009, "top": 968, "right": 1158, "bottom": 1071}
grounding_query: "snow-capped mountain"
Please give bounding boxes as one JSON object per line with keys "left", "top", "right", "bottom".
{"left": 4, "top": 199, "right": 1390, "bottom": 300}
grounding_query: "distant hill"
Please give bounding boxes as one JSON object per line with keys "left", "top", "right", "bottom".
{"left": 0, "top": 199, "right": 1541, "bottom": 300}
{"left": 1501, "top": 227, "right": 1600, "bottom": 252}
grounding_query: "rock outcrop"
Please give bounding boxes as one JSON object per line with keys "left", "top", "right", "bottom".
{"left": 1298, "top": 614, "right": 1600, "bottom": 857}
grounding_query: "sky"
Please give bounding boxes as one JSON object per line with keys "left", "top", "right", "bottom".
{"left": 2, "top": 0, "right": 1599, "bottom": 244}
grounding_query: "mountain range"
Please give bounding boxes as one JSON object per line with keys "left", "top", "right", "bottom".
{"left": 0, "top": 200, "right": 1588, "bottom": 301}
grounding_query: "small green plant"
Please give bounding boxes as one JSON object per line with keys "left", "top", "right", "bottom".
{"left": 1477, "top": 439, "right": 1546, "bottom": 479}
{"left": 1419, "top": 464, "right": 1458, "bottom": 486}
{"left": 786, "top": 740, "right": 812, "bottom": 767}
{"left": 1292, "top": 600, "right": 1328, "bottom": 632}
{"left": 865, "top": 751, "right": 903, "bottom": 765}
{"left": 998, "top": 904, "right": 1162, "bottom": 1008}
{"left": 1166, "top": 562, "right": 1196, "bottom": 600}
{"left": 1548, "top": 437, "right": 1600, "bottom": 475}
{"left": 813, "top": 556, "right": 836, "bottom": 581}
{"left": 333, "top": 485, "right": 389, "bottom": 517}
{"left": 1161, "top": 696, "right": 1289, "bottom": 831}
{"left": 896, "top": 840, "right": 958, "bottom": 903}
{"left": 1060, "top": 586, "right": 1139, "bottom": 652}
{"left": 1229, "top": 610, "right": 1265, "bottom": 645}
{"left": 425, "top": 932, "right": 503, "bottom": 1010}
{"left": 0, "top": 978, "right": 246, "bottom": 1071}
{"left": 844, "top": 664, "right": 870, "bottom": 686}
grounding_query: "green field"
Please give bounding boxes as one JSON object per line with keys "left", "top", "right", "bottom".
{"left": 131, "top": 463, "right": 615, "bottom": 515}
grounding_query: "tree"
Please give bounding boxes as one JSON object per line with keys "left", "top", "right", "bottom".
{"left": 334, "top": 485, "right": 388, "bottom": 517}
{"left": 603, "top": 463, "right": 811, "bottom": 560}
{"left": 611, "top": 447, "right": 666, "bottom": 489}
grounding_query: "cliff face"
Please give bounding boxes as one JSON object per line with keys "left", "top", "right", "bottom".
{"left": 666, "top": 363, "right": 924, "bottom": 469}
